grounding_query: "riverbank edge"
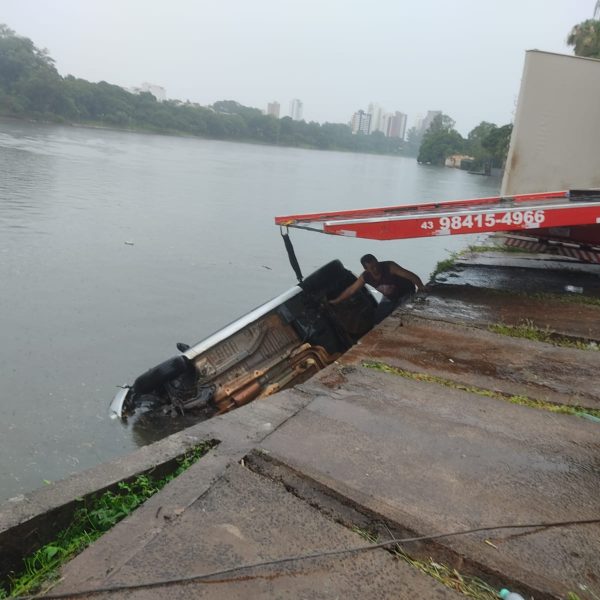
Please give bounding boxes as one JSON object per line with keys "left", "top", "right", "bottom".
{"left": 0, "top": 389, "right": 311, "bottom": 589}
{"left": 0, "top": 113, "right": 415, "bottom": 159}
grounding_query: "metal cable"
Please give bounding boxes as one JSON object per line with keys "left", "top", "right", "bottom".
{"left": 19, "top": 516, "right": 600, "bottom": 599}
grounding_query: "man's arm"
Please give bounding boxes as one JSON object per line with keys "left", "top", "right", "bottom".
{"left": 389, "top": 262, "right": 427, "bottom": 292}
{"left": 330, "top": 275, "right": 366, "bottom": 305}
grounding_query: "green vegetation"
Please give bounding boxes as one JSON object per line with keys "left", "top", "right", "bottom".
{"left": 464, "top": 121, "right": 512, "bottom": 174}
{"left": 525, "top": 291, "right": 600, "bottom": 308}
{"left": 351, "top": 525, "right": 498, "bottom": 599}
{"left": 429, "top": 243, "right": 517, "bottom": 280}
{"left": 417, "top": 114, "right": 465, "bottom": 165}
{"left": 430, "top": 253, "right": 459, "bottom": 279}
{"left": 489, "top": 320, "right": 599, "bottom": 351}
{"left": 567, "top": 586, "right": 600, "bottom": 600}
{"left": 567, "top": 19, "right": 600, "bottom": 59}
{"left": 416, "top": 113, "right": 512, "bottom": 171}
{"left": 363, "top": 361, "right": 600, "bottom": 419}
{"left": 394, "top": 549, "right": 499, "bottom": 599}
{"left": 0, "top": 443, "right": 214, "bottom": 599}
{"left": 481, "top": 287, "right": 600, "bottom": 308}
{"left": 0, "top": 24, "right": 403, "bottom": 156}
{"left": 0, "top": 23, "right": 512, "bottom": 164}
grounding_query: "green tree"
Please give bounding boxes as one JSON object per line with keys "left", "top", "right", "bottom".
{"left": 405, "top": 126, "right": 422, "bottom": 156}
{"left": 567, "top": 19, "right": 600, "bottom": 58}
{"left": 464, "top": 121, "right": 512, "bottom": 173}
{"left": 417, "top": 114, "right": 464, "bottom": 165}
{"left": 0, "top": 24, "right": 58, "bottom": 88}
{"left": 481, "top": 124, "right": 512, "bottom": 168}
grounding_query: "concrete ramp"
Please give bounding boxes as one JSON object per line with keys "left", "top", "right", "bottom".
{"left": 342, "top": 311, "right": 600, "bottom": 410}
{"left": 53, "top": 460, "right": 461, "bottom": 599}
{"left": 261, "top": 365, "right": 600, "bottom": 599}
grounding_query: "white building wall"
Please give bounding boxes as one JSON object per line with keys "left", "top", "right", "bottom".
{"left": 501, "top": 51, "right": 600, "bottom": 194}
{"left": 368, "top": 102, "right": 384, "bottom": 133}
{"left": 290, "top": 99, "right": 303, "bottom": 120}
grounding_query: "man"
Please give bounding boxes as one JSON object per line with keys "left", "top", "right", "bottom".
{"left": 330, "top": 254, "right": 426, "bottom": 323}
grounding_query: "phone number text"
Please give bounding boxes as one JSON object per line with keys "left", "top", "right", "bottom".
{"left": 420, "top": 210, "right": 546, "bottom": 232}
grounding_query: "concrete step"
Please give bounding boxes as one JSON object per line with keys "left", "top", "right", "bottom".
{"left": 433, "top": 256, "right": 600, "bottom": 298}
{"left": 410, "top": 284, "right": 600, "bottom": 343}
{"left": 52, "top": 461, "right": 462, "bottom": 599}
{"left": 340, "top": 312, "right": 600, "bottom": 411}
{"left": 264, "top": 366, "right": 600, "bottom": 599}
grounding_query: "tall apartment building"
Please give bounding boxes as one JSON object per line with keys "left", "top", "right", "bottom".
{"left": 351, "top": 110, "right": 371, "bottom": 135}
{"left": 267, "top": 101, "right": 280, "bottom": 118}
{"left": 289, "top": 99, "right": 303, "bottom": 120}
{"left": 382, "top": 111, "right": 407, "bottom": 139}
{"left": 368, "top": 102, "right": 384, "bottom": 133}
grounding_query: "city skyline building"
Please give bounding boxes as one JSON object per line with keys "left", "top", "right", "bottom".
{"left": 351, "top": 109, "right": 371, "bottom": 135}
{"left": 267, "top": 101, "right": 280, "bottom": 118}
{"left": 289, "top": 98, "right": 303, "bottom": 120}
{"left": 420, "top": 110, "right": 442, "bottom": 133}
{"left": 367, "top": 102, "right": 384, "bottom": 133}
{"left": 382, "top": 111, "right": 407, "bottom": 139}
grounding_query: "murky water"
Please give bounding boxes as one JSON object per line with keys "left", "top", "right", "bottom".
{"left": 0, "top": 119, "right": 500, "bottom": 502}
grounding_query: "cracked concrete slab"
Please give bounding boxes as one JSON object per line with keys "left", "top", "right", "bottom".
{"left": 52, "top": 462, "right": 461, "bottom": 599}
{"left": 408, "top": 284, "right": 600, "bottom": 342}
{"left": 260, "top": 365, "right": 600, "bottom": 599}
{"left": 340, "top": 312, "right": 600, "bottom": 410}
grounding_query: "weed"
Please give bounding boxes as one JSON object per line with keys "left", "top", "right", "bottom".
{"left": 489, "top": 320, "right": 599, "bottom": 351}
{"left": 429, "top": 242, "right": 526, "bottom": 281}
{"left": 394, "top": 548, "right": 499, "bottom": 599}
{"left": 484, "top": 287, "right": 600, "bottom": 308}
{"left": 430, "top": 253, "right": 459, "bottom": 279}
{"left": 363, "top": 361, "right": 600, "bottom": 419}
{"left": 351, "top": 526, "right": 378, "bottom": 544}
{"left": 349, "top": 525, "right": 498, "bottom": 599}
{"left": 1, "top": 442, "right": 214, "bottom": 598}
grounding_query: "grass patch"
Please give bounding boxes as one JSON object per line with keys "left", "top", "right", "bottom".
{"left": 363, "top": 361, "right": 600, "bottom": 419}
{"left": 430, "top": 243, "right": 524, "bottom": 280}
{"left": 526, "top": 290, "right": 600, "bottom": 308}
{"left": 0, "top": 442, "right": 215, "bottom": 599}
{"left": 430, "top": 253, "right": 459, "bottom": 279}
{"left": 489, "top": 320, "right": 599, "bottom": 351}
{"left": 351, "top": 524, "right": 593, "bottom": 600}
{"left": 483, "top": 287, "right": 600, "bottom": 308}
{"left": 351, "top": 526, "right": 498, "bottom": 599}
{"left": 394, "top": 548, "right": 499, "bottom": 599}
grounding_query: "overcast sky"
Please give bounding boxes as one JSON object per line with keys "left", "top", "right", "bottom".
{"left": 2, "top": 0, "right": 594, "bottom": 134}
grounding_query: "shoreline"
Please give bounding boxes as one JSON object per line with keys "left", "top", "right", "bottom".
{"left": 0, "top": 113, "right": 414, "bottom": 159}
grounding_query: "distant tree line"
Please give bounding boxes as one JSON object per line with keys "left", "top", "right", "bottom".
{"left": 0, "top": 25, "right": 404, "bottom": 156}
{"left": 0, "top": 23, "right": 522, "bottom": 167}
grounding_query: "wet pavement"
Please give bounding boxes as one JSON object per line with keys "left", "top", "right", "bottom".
{"left": 435, "top": 251, "right": 600, "bottom": 298}
{"left": 346, "top": 312, "right": 600, "bottom": 410}
{"left": 411, "top": 285, "right": 600, "bottom": 342}
{"left": 14, "top": 253, "right": 600, "bottom": 599}
{"left": 55, "top": 461, "right": 460, "bottom": 599}
{"left": 265, "top": 366, "right": 600, "bottom": 599}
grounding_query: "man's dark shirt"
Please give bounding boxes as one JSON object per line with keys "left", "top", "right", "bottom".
{"left": 362, "top": 261, "right": 415, "bottom": 301}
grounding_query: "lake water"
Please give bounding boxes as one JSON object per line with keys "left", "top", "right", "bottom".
{"left": 0, "top": 119, "right": 500, "bottom": 502}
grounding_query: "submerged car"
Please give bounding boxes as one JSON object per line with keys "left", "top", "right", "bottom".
{"left": 110, "top": 260, "right": 377, "bottom": 420}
